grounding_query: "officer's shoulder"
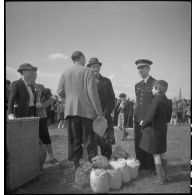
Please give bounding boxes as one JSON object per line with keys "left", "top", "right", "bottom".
{"left": 135, "top": 81, "right": 142, "bottom": 87}
{"left": 150, "top": 76, "right": 156, "bottom": 82}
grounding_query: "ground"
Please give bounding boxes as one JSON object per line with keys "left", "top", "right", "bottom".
{"left": 12, "top": 124, "right": 191, "bottom": 194}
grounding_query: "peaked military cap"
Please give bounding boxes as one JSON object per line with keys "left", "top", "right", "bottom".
{"left": 135, "top": 59, "right": 153, "bottom": 67}
{"left": 17, "top": 63, "right": 37, "bottom": 73}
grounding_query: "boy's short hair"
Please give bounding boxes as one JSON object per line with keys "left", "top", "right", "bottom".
{"left": 119, "top": 93, "right": 126, "bottom": 98}
{"left": 153, "top": 80, "right": 168, "bottom": 94}
{"left": 71, "top": 51, "right": 85, "bottom": 63}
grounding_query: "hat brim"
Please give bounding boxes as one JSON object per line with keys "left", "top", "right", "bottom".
{"left": 87, "top": 62, "right": 102, "bottom": 67}
{"left": 137, "top": 64, "right": 150, "bottom": 68}
{"left": 17, "top": 67, "right": 37, "bottom": 73}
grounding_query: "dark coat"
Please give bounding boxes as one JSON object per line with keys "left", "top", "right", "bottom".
{"left": 95, "top": 74, "right": 116, "bottom": 145}
{"left": 113, "top": 99, "right": 134, "bottom": 128}
{"left": 134, "top": 76, "right": 156, "bottom": 122}
{"left": 8, "top": 78, "right": 36, "bottom": 117}
{"left": 140, "top": 93, "right": 172, "bottom": 154}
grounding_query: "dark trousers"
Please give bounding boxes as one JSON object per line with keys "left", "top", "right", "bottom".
{"left": 134, "top": 121, "right": 155, "bottom": 170}
{"left": 66, "top": 116, "right": 98, "bottom": 165}
{"left": 100, "top": 143, "right": 112, "bottom": 160}
{"left": 27, "top": 106, "right": 36, "bottom": 117}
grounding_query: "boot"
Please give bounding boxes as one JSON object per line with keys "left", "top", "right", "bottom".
{"left": 162, "top": 159, "right": 168, "bottom": 181}
{"left": 122, "top": 130, "right": 127, "bottom": 140}
{"left": 74, "top": 161, "right": 79, "bottom": 171}
{"left": 154, "top": 164, "right": 165, "bottom": 184}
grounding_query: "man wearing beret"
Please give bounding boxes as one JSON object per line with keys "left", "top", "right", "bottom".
{"left": 57, "top": 51, "right": 104, "bottom": 170}
{"left": 134, "top": 59, "right": 156, "bottom": 173}
{"left": 8, "top": 63, "right": 37, "bottom": 120}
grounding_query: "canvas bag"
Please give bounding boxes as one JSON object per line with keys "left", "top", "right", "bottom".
{"left": 93, "top": 116, "right": 107, "bottom": 137}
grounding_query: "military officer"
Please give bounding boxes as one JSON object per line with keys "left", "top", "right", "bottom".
{"left": 134, "top": 59, "right": 156, "bottom": 172}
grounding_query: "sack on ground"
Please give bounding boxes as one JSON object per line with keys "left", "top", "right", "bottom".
{"left": 126, "top": 158, "right": 140, "bottom": 179}
{"left": 90, "top": 169, "right": 109, "bottom": 193}
{"left": 110, "top": 158, "right": 131, "bottom": 183}
{"left": 108, "top": 168, "right": 122, "bottom": 190}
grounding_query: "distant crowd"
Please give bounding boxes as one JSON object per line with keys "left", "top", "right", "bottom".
{"left": 171, "top": 99, "right": 191, "bottom": 126}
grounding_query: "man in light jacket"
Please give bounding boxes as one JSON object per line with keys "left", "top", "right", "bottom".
{"left": 57, "top": 51, "right": 103, "bottom": 169}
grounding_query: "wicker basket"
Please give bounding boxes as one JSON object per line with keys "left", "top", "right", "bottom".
{"left": 6, "top": 117, "right": 40, "bottom": 191}
{"left": 75, "top": 161, "right": 93, "bottom": 188}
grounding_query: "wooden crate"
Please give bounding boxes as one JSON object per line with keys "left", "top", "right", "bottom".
{"left": 6, "top": 117, "right": 40, "bottom": 191}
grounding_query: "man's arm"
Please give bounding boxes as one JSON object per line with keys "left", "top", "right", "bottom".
{"left": 8, "top": 81, "right": 18, "bottom": 119}
{"left": 107, "top": 79, "right": 116, "bottom": 113}
{"left": 57, "top": 74, "right": 66, "bottom": 99}
{"left": 87, "top": 69, "right": 103, "bottom": 116}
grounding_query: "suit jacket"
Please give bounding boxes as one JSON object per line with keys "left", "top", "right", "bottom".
{"left": 57, "top": 64, "right": 103, "bottom": 120}
{"left": 134, "top": 76, "right": 156, "bottom": 122}
{"left": 8, "top": 78, "right": 36, "bottom": 117}
{"left": 140, "top": 94, "right": 172, "bottom": 154}
{"left": 95, "top": 74, "right": 116, "bottom": 145}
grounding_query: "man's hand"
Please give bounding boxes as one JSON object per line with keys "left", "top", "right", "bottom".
{"left": 8, "top": 114, "right": 16, "bottom": 120}
{"left": 36, "top": 102, "right": 43, "bottom": 108}
{"left": 96, "top": 115, "right": 104, "bottom": 120}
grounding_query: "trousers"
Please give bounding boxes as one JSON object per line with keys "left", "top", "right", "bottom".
{"left": 66, "top": 116, "right": 98, "bottom": 164}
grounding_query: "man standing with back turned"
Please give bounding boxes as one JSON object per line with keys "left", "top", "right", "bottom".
{"left": 57, "top": 51, "right": 103, "bottom": 170}
{"left": 134, "top": 59, "right": 156, "bottom": 173}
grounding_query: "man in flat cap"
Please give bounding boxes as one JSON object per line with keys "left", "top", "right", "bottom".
{"left": 134, "top": 59, "right": 156, "bottom": 173}
{"left": 8, "top": 63, "right": 37, "bottom": 120}
{"left": 57, "top": 51, "right": 104, "bottom": 170}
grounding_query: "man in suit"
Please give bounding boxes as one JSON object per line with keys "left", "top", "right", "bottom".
{"left": 8, "top": 63, "right": 37, "bottom": 120}
{"left": 134, "top": 59, "right": 156, "bottom": 172}
{"left": 57, "top": 51, "right": 103, "bottom": 170}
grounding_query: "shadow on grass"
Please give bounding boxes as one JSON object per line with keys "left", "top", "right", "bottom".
{"left": 134, "top": 162, "right": 191, "bottom": 184}
{"left": 12, "top": 159, "right": 82, "bottom": 194}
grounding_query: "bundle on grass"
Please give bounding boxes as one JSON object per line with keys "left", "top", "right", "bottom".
{"left": 75, "top": 161, "right": 93, "bottom": 188}
{"left": 110, "top": 145, "right": 130, "bottom": 160}
{"left": 91, "top": 155, "right": 111, "bottom": 169}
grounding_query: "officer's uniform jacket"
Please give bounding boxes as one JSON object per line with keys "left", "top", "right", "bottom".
{"left": 134, "top": 76, "right": 156, "bottom": 122}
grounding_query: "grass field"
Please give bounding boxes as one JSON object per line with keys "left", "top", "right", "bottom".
{"left": 12, "top": 124, "right": 191, "bottom": 194}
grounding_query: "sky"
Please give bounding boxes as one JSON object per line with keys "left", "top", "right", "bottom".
{"left": 6, "top": 1, "right": 191, "bottom": 100}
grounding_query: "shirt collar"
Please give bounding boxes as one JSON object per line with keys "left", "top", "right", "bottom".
{"left": 143, "top": 75, "right": 150, "bottom": 83}
{"left": 22, "top": 77, "right": 31, "bottom": 86}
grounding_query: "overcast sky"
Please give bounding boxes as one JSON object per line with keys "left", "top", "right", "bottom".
{"left": 6, "top": 1, "right": 191, "bottom": 100}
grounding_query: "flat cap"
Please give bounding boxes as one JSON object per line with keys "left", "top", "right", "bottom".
{"left": 17, "top": 63, "right": 37, "bottom": 73}
{"left": 135, "top": 59, "right": 153, "bottom": 67}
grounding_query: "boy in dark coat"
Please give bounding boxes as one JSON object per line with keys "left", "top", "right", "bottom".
{"left": 140, "top": 80, "right": 172, "bottom": 184}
